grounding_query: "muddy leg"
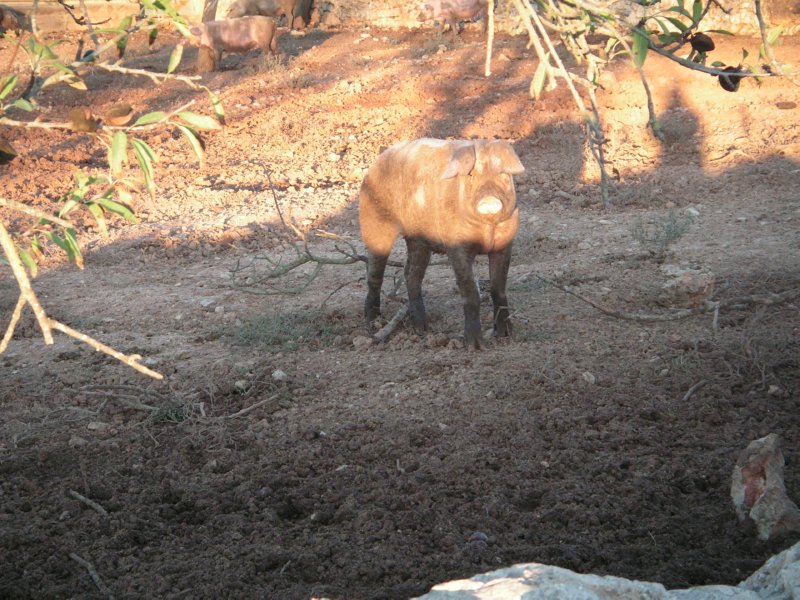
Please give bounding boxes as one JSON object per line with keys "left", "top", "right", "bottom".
{"left": 404, "top": 238, "right": 431, "bottom": 332}
{"left": 488, "top": 244, "right": 512, "bottom": 338}
{"left": 365, "top": 253, "right": 388, "bottom": 324}
{"left": 447, "top": 246, "right": 481, "bottom": 349}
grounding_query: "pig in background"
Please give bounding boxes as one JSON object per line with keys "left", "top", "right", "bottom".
{"left": 227, "top": 0, "right": 294, "bottom": 20}
{"left": 359, "top": 138, "right": 525, "bottom": 349}
{"left": 418, "top": 0, "right": 490, "bottom": 35}
{"left": 189, "top": 15, "right": 279, "bottom": 72}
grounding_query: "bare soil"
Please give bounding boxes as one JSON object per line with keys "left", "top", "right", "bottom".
{"left": 1, "top": 23, "right": 799, "bottom": 600}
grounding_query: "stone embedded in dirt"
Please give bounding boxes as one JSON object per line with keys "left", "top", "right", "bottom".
{"left": 68, "top": 436, "right": 88, "bottom": 448}
{"left": 271, "top": 369, "right": 288, "bottom": 382}
{"left": 352, "top": 335, "right": 374, "bottom": 350}
{"left": 731, "top": 433, "right": 800, "bottom": 541}
{"left": 658, "top": 267, "right": 715, "bottom": 308}
{"left": 419, "top": 540, "right": 800, "bottom": 599}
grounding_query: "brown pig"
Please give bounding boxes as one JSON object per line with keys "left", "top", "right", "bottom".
{"left": 359, "top": 138, "right": 525, "bottom": 349}
{"left": 418, "top": 0, "right": 489, "bottom": 35}
{"left": 189, "top": 16, "right": 278, "bottom": 71}
{"left": 226, "top": 0, "right": 294, "bottom": 21}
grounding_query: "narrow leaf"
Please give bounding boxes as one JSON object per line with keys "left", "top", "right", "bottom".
{"left": 131, "top": 138, "right": 156, "bottom": 200}
{"left": 632, "top": 30, "right": 649, "bottom": 68}
{"left": 668, "top": 6, "right": 691, "bottom": 17}
{"left": 10, "top": 98, "right": 34, "bottom": 111}
{"left": 87, "top": 202, "right": 108, "bottom": 238}
{"left": 64, "top": 228, "right": 83, "bottom": 269}
{"left": 0, "top": 75, "right": 17, "bottom": 100}
{"left": 109, "top": 130, "right": 128, "bottom": 176}
{"left": 133, "top": 111, "right": 167, "bottom": 126}
{"left": 177, "top": 124, "right": 205, "bottom": 166}
{"left": 767, "top": 25, "right": 784, "bottom": 46}
{"left": 530, "top": 55, "right": 548, "bottom": 99}
{"left": 207, "top": 89, "right": 225, "bottom": 125}
{"left": 691, "top": 0, "right": 702, "bottom": 23}
{"left": 177, "top": 111, "right": 221, "bottom": 130}
{"left": 167, "top": 43, "right": 184, "bottom": 74}
{"left": 707, "top": 29, "right": 733, "bottom": 35}
{"left": 97, "top": 197, "right": 138, "bottom": 223}
{"left": 665, "top": 17, "right": 688, "bottom": 32}
{"left": 18, "top": 247, "right": 38, "bottom": 277}
{"left": 131, "top": 138, "right": 158, "bottom": 163}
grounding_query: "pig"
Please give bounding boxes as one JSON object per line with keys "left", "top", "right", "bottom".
{"left": 291, "top": 0, "right": 314, "bottom": 29}
{"left": 418, "top": 0, "right": 488, "bottom": 35}
{"left": 226, "top": 0, "right": 294, "bottom": 22}
{"left": 359, "top": 138, "right": 525, "bottom": 349}
{"left": 189, "top": 16, "right": 278, "bottom": 71}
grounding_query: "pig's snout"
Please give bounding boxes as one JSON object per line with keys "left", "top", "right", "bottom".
{"left": 476, "top": 196, "right": 503, "bottom": 215}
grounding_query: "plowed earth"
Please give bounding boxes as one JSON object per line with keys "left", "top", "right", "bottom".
{"left": 1, "top": 22, "right": 799, "bottom": 600}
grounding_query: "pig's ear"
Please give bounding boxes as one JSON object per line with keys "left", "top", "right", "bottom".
{"left": 441, "top": 144, "right": 476, "bottom": 179}
{"left": 487, "top": 141, "right": 525, "bottom": 175}
{"left": 189, "top": 26, "right": 201, "bottom": 36}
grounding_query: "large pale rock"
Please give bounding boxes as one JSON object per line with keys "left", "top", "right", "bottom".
{"left": 731, "top": 434, "right": 800, "bottom": 541}
{"left": 417, "top": 542, "right": 800, "bottom": 599}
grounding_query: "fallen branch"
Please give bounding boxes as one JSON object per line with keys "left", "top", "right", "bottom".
{"left": 225, "top": 392, "right": 282, "bottom": 419}
{"left": 68, "top": 489, "right": 109, "bottom": 517}
{"left": 69, "top": 553, "right": 115, "bottom": 600}
{"left": 682, "top": 380, "right": 707, "bottom": 401}
{"left": 373, "top": 304, "right": 409, "bottom": 343}
{"left": 538, "top": 277, "right": 800, "bottom": 323}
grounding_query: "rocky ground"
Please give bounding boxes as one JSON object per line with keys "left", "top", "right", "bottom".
{"left": 1, "top": 21, "right": 799, "bottom": 600}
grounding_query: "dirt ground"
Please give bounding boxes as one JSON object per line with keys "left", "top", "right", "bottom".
{"left": 1, "top": 20, "right": 799, "bottom": 600}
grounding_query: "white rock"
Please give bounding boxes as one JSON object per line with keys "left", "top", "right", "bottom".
{"left": 272, "top": 369, "right": 288, "bottom": 382}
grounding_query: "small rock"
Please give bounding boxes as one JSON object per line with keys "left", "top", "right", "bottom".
{"left": 68, "top": 436, "right": 88, "bottom": 447}
{"left": 87, "top": 422, "right": 110, "bottom": 432}
{"left": 686, "top": 207, "right": 701, "bottom": 217}
{"left": 659, "top": 269, "right": 715, "bottom": 308}
{"left": 582, "top": 371, "right": 596, "bottom": 384}
{"left": 199, "top": 298, "right": 215, "bottom": 310}
{"left": 272, "top": 369, "right": 288, "bottom": 382}
{"left": 214, "top": 305, "right": 225, "bottom": 314}
{"left": 234, "top": 379, "right": 249, "bottom": 392}
{"left": 731, "top": 433, "right": 800, "bottom": 540}
{"left": 352, "top": 335, "right": 374, "bottom": 350}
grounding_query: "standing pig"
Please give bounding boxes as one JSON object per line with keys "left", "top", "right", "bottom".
{"left": 227, "top": 0, "right": 294, "bottom": 21}
{"left": 418, "top": 0, "right": 489, "bottom": 35}
{"left": 359, "top": 138, "right": 525, "bottom": 349}
{"left": 189, "top": 16, "right": 278, "bottom": 71}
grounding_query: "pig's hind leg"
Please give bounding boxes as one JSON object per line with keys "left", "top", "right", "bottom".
{"left": 404, "top": 237, "right": 432, "bottom": 333}
{"left": 365, "top": 253, "right": 388, "bottom": 324}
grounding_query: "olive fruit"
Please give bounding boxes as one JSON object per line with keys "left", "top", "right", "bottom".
{"left": 719, "top": 66, "right": 743, "bottom": 92}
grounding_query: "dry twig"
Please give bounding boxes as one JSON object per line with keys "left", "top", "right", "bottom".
{"left": 68, "top": 489, "right": 109, "bottom": 517}
{"left": 69, "top": 553, "right": 115, "bottom": 600}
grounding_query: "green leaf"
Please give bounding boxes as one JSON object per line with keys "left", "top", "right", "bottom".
{"left": 668, "top": 6, "right": 690, "bottom": 18}
{"left": 64, "top": 228, "right": 83, "bottom": 268}
{"left": 707, "top": 29, "right": 733, "bottom": 36}
{"left": 711, "top": 60, "right": 725, "bottom": 67}
{"left": 167, "top": 43, "right": 184, "bottom": 74}
{"left": 97, "top": 196, "right": 138, "bottom": 223}
{"left": 131, "top": 138, "right": 157, "bottom": 163}
{"left": 177, "top": 124, "right": 205, "bottom": 166}
{"left": 10, "top": 98, "right": 33, "bottom": 112}
{"left": 0, "top": 75, "right": 17, "bottom": 100}
{"left": 17, "top": 246, "right": 38, "bottom": 277}
{"left": 173, "top": 21, "right": 192, "bottom": 38}
{"left": 178, "top": 111, "right": 221, "bottom": 130}
{"left": 658, "top": 32, "right": 681, "bottom": 45}
{"left": 149, "top": 27, "right": 159, "bottom": 46}
{"left": 109, "top": 130, "right": 128, "bottom": 176}
{"left": 530, "top": 54, "right": 549, "bottom": 99}
{"left": 665, "top": 17, "right": 688, "bottom": 32}
{"left": 59, "top": 198, "right": 80, "bottom": 218}
{"left": 207, "top": 90, "right": 225, "bottom": 125}
{"left": 131, "top": 138, "right": 156, "bottom": 200}
{"left": 87, "top": 201, "right": 108, "bottom": 237}
{"left": 132, "top": 111, "right": 167, "bottom": 127}
{"left": 742, "top": 48, "right": 750, "bottom": 61}
{"left": 691, "top": 0, "right": 702, "bottom": 23}
{"left": 767, "top": 25, "right": 784, "bottom": 46}
{"left": 632, "top": 30, "right": 649, "bottom": 68}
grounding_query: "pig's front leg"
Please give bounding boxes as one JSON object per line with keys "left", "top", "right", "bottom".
{"left": 447, "top": 245, "right": 482, "bottom": 349}
{"left": 404, "top": 237, "right": 431, "bottom": 332}
{"left": 488, "top": 245, "right": 512, "bottom": 338}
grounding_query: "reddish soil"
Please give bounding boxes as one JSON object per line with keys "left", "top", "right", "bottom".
{"left": 1, "top": 21, "right": 799, "bottom": 600}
